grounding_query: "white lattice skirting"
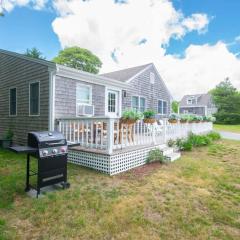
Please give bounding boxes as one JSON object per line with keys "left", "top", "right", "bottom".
{"left": 68, "top": 145, "right": 163, "bottom": 175}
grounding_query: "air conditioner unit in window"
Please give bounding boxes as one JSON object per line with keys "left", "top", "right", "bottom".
{"left": 77, "top": 104, "right": 94, "bottom": 116}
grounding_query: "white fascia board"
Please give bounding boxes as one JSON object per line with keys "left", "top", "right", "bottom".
{"left": 179, "top": 105, "right": 207, "bottom": 108}
{"left": 56, "top": 64, "right": 128, "bottom": 89}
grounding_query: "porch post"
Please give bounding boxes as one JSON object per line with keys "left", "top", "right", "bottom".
{"left": 107, "top": 118, "right": 114, "bottom": 154}
{"left": 163, "top": 118, "right": 167, "bottom": 143}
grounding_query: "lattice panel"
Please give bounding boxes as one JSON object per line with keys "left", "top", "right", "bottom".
{"left": 68, "top": 151, "right": 110, "bottom": 174}
{"left": 110, "top": 146, "right": 159, "bottom": 175}
{"left": 68, "top": 145, "right": 163, "bottom": 175}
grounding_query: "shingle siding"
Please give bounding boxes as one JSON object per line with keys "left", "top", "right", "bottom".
{"left": 122, "top": 65, "right": 171, "bottom": 117}
{"left": 0, "top": 53, "right": 50, "bottom": 145}
{"left": 54, "top": 75, "right": 105, "bottom": 119}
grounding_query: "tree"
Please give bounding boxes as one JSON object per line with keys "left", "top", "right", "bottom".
{"left": 171, "top": 101, "right": 179, "bottom": 113}
{"left": 53, "top": 47, "right": 102, "bottom": 74}
{"left": 211, "top": 79, "right": 240, "bottom": 124}
{"left": 25, "top": 47, "right": 46, "bottom": 60}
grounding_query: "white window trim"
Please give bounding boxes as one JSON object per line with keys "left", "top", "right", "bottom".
{"left": 9, "top": 87, "right": 17, "bottom": 117}
{"left": 29, "top": 81, "right": 40, "bottom": 117}
{"left": 131, "top": 95, "right": 146, "bottom": 112}
{"left": 150, "top": 72, "right": 155, "bottom": 84}
{"left": 187, "top": 97, "right": 197, "bottom": 105}
{"left": 76, "top": 83, "right": 92, "bottom": 106}
{"left": 157, "top": 99, "right": 168, "bottom": 115}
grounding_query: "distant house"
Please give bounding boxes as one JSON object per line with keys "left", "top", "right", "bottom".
{"left": 179, "top": 93, "right": 217, "bottom": 116}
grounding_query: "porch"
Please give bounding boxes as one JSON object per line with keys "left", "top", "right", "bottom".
{"left": 56, "top": 117, "right": 213, "bottom": 175}
{"left": 56, "top": 117, "right": 213, "bottom": 154}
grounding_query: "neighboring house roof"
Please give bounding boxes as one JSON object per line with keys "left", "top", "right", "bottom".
{"left": 100, "top": 63, "right": 152, "bottom": 82}
{"left": 179, "top": 93, "right": 213, "bottom": 107}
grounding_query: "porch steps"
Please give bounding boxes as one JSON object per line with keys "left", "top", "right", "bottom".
{"left": 157, "top": 144, "right": 181, "bottom": 162}
{"left": 165, "top": 152, "right": 181, "bottom": 162}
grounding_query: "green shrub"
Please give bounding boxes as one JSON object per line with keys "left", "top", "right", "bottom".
{"left": 4, "top": 129, "right": 14, "bottom": 140}
{"left": 214, "top": 112, "right": 240, "bottom": 124}
{"left": 169, "top": 113, "right": 179, "bottom": 121}
{"left": 176, "top": 138, "right": 193, "bottom": 151}
{"left": 147, "top": 148, "right": 164, "bottom": 164}
{"left": 167, "top": 139, "right": 175, "bottom": 147}
{"left": 188, "top": 133, "right": 212, "bottom": 147}
{"left": 207, "top": 131, "right": 221, "bottom": 141}
{"left": 143, "top": 109, "right": 156, "bottom": 119}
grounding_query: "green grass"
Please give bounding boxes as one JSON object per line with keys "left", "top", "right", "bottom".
{"left": 214, "top": 124, "right": 240, "bottom": 133}
{"left": 1, "top": 140, "right": 240, "bottom": 239}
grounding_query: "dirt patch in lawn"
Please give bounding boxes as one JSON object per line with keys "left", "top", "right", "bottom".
{"left": 118, "top": 162, "right": 162, "bottom": 180}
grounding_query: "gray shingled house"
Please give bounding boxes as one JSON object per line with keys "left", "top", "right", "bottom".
{"left": 179, "top": 93, "right": 217, "bottom": 116}
{"left": 0, "top": 49, "right": 172, "bottom": 145}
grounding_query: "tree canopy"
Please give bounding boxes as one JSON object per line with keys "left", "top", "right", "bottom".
{"left": 25, "top": 47, "right": 46, "bottom": 60}
{"left": 211, "top": 79, "right": 240, "bottom": 124}
{"left": 171, "top": 101, "right": 179, "bottom": 113}
{"left": 52, "top": 47, "right": 102, "bottom": 74}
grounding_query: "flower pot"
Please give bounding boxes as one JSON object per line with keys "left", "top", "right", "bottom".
{"left": 0, "top": 139, "right": 12, "bottom": 149}
{"left": 120, "top": 118, "right": 137, "bottom": 125}
{"left": 180, "top": 120, "right": 187, "bottom": 123}
{"left": 168, "top": 119, "right": 178, "bottom": 124}
{"left": 143, "top": 118, "right": 156, "bottom": 124}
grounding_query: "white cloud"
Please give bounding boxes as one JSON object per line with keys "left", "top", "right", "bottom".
{"left": 0, "top": 0, "right": 47, "bottom": 12}
{"left": 51, "top": 0, "right": 210, "bottom": 71}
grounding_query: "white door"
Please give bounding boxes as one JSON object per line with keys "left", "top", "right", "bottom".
{"left": 107, "top": 90, "right": 120, "bottom": 117}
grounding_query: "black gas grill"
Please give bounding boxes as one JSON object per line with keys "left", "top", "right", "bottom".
{"left": 10, "top": 131, "right": 70, "bottom": 197}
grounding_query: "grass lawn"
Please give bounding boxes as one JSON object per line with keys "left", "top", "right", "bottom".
{"left": 0, "top": 140, "right": 240, "bottom": 240}
{"left": 214, "top": 124, "right": 240, "bottom": 134}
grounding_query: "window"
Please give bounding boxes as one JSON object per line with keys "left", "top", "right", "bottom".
{"left": 76, "top": 84, "right": 92, "bottom": 105}
{"left": 158, "top": 100, "right": 167, "bottom": 114}
{"left": 187, "top": 97, "right": 197, "bottom": 105}
{"left": 9, "top": 88, "right": 17, "bottom": 116}
{"left": 150, "top": 72, "right": 155, "bottom": 84}
{"left": 29, "top": 82, "right": 40, "bottom": 116}
{"left": 132, "top": 96, "right": 145, "bottom": 112}
{"left": 108, "top": 92, "right": 116, "bottom": 113}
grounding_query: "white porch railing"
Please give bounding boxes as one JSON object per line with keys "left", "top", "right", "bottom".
{"left": 56, "top": 117, "right": 213, "bottom": 154}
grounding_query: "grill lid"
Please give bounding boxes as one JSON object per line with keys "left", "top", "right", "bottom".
{"left": 28, "top": 131, "right": 65, "bottom": 143}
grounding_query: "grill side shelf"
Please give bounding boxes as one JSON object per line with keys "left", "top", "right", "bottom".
{"left": 9, "top": 146, "right": 38, "bottom": 154}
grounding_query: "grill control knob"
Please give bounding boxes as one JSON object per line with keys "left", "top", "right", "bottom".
{"left": 52, "top": 149, "right": 58, "bottom": 154}
{"left": 61, "top": 147, "right": 66, "bottom": 153}
{"left": 42, "top": 150, "right": 48, "bottom": 156}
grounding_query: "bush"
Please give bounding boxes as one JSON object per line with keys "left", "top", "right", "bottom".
{"left": 176, "top": 138, "right": 192, "bottom": 151}
{"left": 147, "top": 148, "right": 164, "bottom": 164}
{"left": 169, "top": 113, "right": 179, "bottom": 121}
{"left": 214, "top": 112, "right": 240, "bottom": 124}
{"left": 167, "top": 139, "right": 175, "bottom": 147}
{"left": 207, "top": 131, "right": 221, "bottom": 141}
{"left": 188, "top": 133, "right": 212, "bottom": 147}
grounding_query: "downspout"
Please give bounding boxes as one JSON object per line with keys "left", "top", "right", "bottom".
{"left": 48, "top": 68, "right": 56, "bottom": 131}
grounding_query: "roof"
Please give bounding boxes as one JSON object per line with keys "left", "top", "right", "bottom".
{"left": 0, "top": 48, "right": 56, "bottom": 69}
{"left": 179, "top": 93, "right": 212, "bottom": 107}
{"left": 100, "top": 63, "right": 152, "bottom": 82}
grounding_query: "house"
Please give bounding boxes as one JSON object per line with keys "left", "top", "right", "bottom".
{"left": 179, "top": 93, "right": 217, "bottom": 116}
{"left": 0, "top": 49, "right": 172, "bottom": 145}
{"left": 0, "top": 49, "right": 214, "bottom": 174}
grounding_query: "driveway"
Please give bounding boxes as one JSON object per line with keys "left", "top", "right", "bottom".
{"left": 218, "top": 131, "right": 240, "bottom": 141}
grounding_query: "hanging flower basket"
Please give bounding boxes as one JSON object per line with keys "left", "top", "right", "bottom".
{"left": 120, "top": 118, "right": 137, "bottom": 125}
{"left": 143, "top": 118, "right": 156, "bottom": 124}
{"left": 180, "top": 119, "right": 187, "bottom": 123}
{"left": 168, "top": 119, "right": 178, "bottom": 124}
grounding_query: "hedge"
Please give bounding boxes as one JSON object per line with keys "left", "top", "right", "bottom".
{"left": 214, "top": 112, "right": 240, "bottom": 124}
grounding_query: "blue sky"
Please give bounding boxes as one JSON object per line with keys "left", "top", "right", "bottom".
{"left": 0, "top": 0, "right": 239, "bottom": 98}
{"left": 1, "top": 0, "right": 239, "bottom": 59}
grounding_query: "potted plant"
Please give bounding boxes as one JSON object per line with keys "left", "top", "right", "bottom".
{"left": 168, "top": 113, "right": 179, "bottom": 124}
{"left": 180, "top": 114, "right": 189, "bottom": 123}
{"left": 192, "top": 115, "right": 202, "bottom": 123}
{"left": 143, "top": 110, "right": 156, "bottom": 124}
{"left": 120, "top": 109, "right": 143, "bottom": 125}
{"left": 0, "top": 129, "right": 14, "bottom": 148}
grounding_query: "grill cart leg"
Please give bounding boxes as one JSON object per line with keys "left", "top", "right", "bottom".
{"left": 25, "top": 154, "right": 30, "bottom": 192}
{"left": 61, "top": 182, "right": 70, "bottom": 189}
